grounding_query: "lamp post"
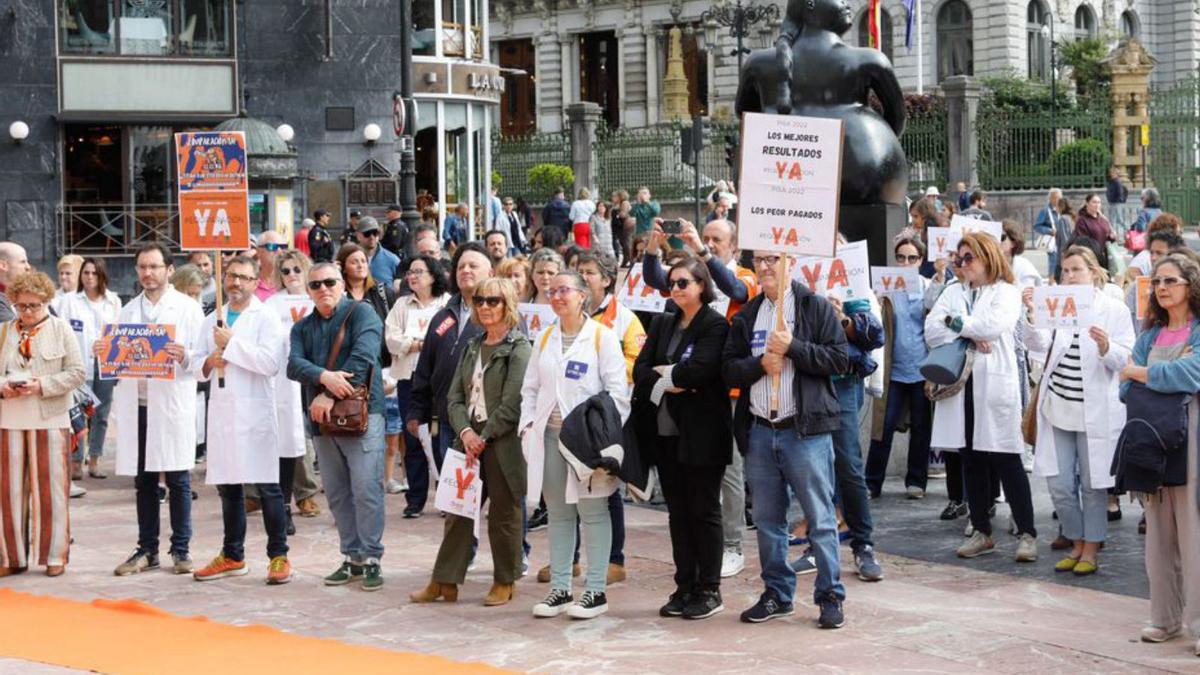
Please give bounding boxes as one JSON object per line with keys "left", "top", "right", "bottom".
{"left": 701, "top": 0, "right": 780, "bottom": 76}
{"left": 1041, "top": 17, "right": 1057, "bottom": 151}
{"left": 397, "top": 0, "right": 420, "bottom": 231}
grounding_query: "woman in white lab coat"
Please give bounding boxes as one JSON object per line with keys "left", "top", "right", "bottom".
{"left": 926, "top": 232, "right": 1038, "bottom": 563}
{"left": 1022, "top": 246, "right": 1134, "bottom": 576}
{"left": 519, "top": 270, "right": 629, "bottom": 620}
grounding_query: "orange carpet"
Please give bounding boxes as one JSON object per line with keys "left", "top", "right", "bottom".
{"left": 0, "top": 589, "right": 508, "bottom": 674}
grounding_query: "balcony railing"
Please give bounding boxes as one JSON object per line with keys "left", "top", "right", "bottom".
{"left": 58, "top": 203, "right": 180, "bottom": 256}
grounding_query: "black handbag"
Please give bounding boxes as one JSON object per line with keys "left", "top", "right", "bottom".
{"left": 1111, "top": 381, "right": 1190, "bottom": 493}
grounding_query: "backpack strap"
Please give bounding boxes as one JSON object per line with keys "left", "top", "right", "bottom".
{"left": 538, "top": 323, "right": 555, "bottom": 353}
{"left": 593, "top": 322, "right": 602, "bottom": 355}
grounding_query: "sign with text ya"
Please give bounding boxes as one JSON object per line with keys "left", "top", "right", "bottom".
{"left": 950, "top": 215, "right": 1003, "bottom": 242}
{"left": 871, "top": 266, "right": 922, "bottom": 299}
{"left": 791, "top": 239, "right": 871, "bottom": 301}
{"left": 404, "top": 306, "right": 441, "bottom": 340}
{"left": 616, "top": 263, "right": 668, "bottom": 313}
{"left": 175, "top": 131, "right": 250, "bottom": 251}
{"left": 517, "top": 303, "right": 558, "bottom": 338}
{"left": 737, "top": 112, "right": 844, "bottom": 257}
{"left": 1032, "top": 285, "right": 1095, "bottom": 330}
{"left": 926, "top": 226, "right": 961, "bottom": 261}
{"left": 1135, "top": 275, "right": 1151, "bottom": 320}
{"left": 434, "top": 450, "right": 482, "bottom": 536}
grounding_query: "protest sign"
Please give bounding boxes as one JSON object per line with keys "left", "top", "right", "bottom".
{"left": 792, "top": 240, "right": 871, "bottom": 301}
{"left": 1031, "top": 285, "right": 1095, "bottom": 330}
{"left": 615, "top": 264, "right": 667, "bottom": 313}
{"left": 404, "top": 305, "right": 441, "bottom": 340}
{"left": 434, "top": 450, "right": 482, "bottom": 536}
{"left": 517, "top": 303, "right": 558, "bottom": 338}
{"left": 275, "top": 296, "right": 313, "bottom": 327}
{"left": 709, "top": 285, "right": 731, "bottom": 318}
{"left": 926, "top": 227, "right": 961, "bottom": 261}
{"left": 1135, "top": 275, "right": 1151, "bottom": 321}
{"left": 737, "top": 112, "right": 844, "bottom": 258}
{"left": 175, "top": 131, "right": 250, "bottom": 251}
{"left": 97, "top": 324, "right": 177, "bottom": 380}
{"left": 950, "top": 215, "right": 1003, "bottom": 242}
{"left": 871, "top": 266, "right": 922, "bottom": 299}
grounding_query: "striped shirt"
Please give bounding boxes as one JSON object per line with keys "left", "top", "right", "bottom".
{"left": 748, "top": 287, "right": 797, "bottom": 422}
{"left": 1045, "top": 333, "right": 1085, "bottom": 431}
{"left": 547, "top": 331, "right": 579, "bottom": 428}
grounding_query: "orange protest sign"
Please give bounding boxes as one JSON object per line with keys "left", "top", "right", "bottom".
{"left": 175, "top": 131, "right": 250, "bottom": 251}
{"left": 1136, "top": 275, "right": 1151, "bottom": 320}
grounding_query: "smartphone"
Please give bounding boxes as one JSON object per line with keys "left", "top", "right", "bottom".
{"left": 8, "top": 380, "right": 26, "bottom": 389}
{"left": 662, "top": 219, "right": 683, "bottom": 235}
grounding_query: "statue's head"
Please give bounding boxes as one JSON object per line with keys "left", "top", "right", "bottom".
{"left": 789, "top": 0, "right": 853, "bottom": 35}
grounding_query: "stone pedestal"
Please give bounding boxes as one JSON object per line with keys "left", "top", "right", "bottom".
{"left": 1103, "top": 39, "right": 1157, "bottom": 187}
{"left": 565, "top": 101, "right": 602, "bottom": 196}
{"left": 943, "top": 75, "right": 982, "bottom": 191}
{"left": 839, "top": 203, "right": 908, "bottom": 267}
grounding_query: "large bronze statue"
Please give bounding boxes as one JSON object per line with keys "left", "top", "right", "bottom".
{"left": 736, "top": 0, "right": 909, "bottom": 206}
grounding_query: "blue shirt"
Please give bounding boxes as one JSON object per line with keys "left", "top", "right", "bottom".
{"left": 368, "top": 246, "right": 400, "bottom": 289}
{"left": 890, "top": 293, "right": 928, "bottom": 384}
{"left": 225, "top": 309, "right": 242, "bottom": 327}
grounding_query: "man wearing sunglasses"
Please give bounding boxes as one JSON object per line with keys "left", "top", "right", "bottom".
{"left": 356, "top": 217, "right": 401, "bottom": 291}
{"left": 254, "top": 230, "right": 287, "bottom": 301}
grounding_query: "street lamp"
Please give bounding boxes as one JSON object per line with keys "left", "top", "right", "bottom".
{"left": 1040, "top": 18, "right": 1058, "bottom": 149}
{"left": 397, "top": 0, "right": 420, "bottom": 231}
{"left": 701, "top": 0, "right": 780, "bottom": 76}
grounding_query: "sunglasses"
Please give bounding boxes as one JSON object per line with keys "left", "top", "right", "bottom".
{"left": 472, "top": 295, "right": 505, "bottom": 308}
{"left": 896, "top": 254, "right": 922, "bottom": 264}
{"left": 1150, "top": 276, "right": 1187, "bottom": 288}
{"left": 360, "top": 230, "right": 381, "bottom": 238}
{"left": 668, "top": 278, "right": 696, "bottom": 290}
{"left": 307, "top": 278, "right": 339, "bottom": 290}
{"left": 953, "top": 252, "right": 976, "bottom": 268}
{"left": 259, "top": 243, "right": 286, "bottom": 252}
{"left": 280, "top": 266, "right": 302, "bottom": 276}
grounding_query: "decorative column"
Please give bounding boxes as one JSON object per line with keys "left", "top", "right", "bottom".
{"left": 566, "top": 102, "right": 602, "bottom": 194}
{"left": 662, "top": 27, "right": 691, "bottom": 121}
{"left": 1102, "top": 39, "right": 1157, "bottom": 186}
{"left": 943, "top": 75, "right": 982, "bottom": 190}
{"left": 536, "top": 32, "right": 564, "bottom": 131}
{"left": 644, "top": 26, "right": 661, "bottom": 125}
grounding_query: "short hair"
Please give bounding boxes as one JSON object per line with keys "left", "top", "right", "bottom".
{"left": 170, "top": 265, "right": 206, "bottom": 295}
{"left": 577, "top": 187, "right": 590, "bottom": 200}
{"left": 553, "top": 270, "right": 591, "bottom": 313}
{"left": 1060, "top": 245, "right": 1108, "bottom": 287}
{"left": 970, "top": 190, "right": 986, "bottom": 205}
{"left": 449, "top": 241, "right": 490, "bottom": 295}
{"left": 76, "top": 257, "right": 110, "bottom": 295}
{"left": 187, "top": 250, "right": 211, "bottom": 265}
{"left": 7, "top": 271, "right": 56, "bottom": 302}
{"left": 336, "top": 242, "right": 377, "bottom": 290}
{"left": 496, "top": 256, "right": 532, "bottom": 301}
{"left": 1000, "top": 219, "right": 1026, "bottom": 255}
{"left": 530, "top": 247, "right": 564, "bottom": 273}
{"left": 273, "top": 249, "right": 312, "bottom": 288}
{"left": 957, "top": 232, "right": 1014, "bottom": 285}
{"left": 485, "top": 230, "right": 509, "bottom": 246}
{"left": 669, "top": 257, "right": 716, "bottom": 305}
{"left": 400, "top": 254, "right": 449, "bottom": 298}
{"left": 226, "top": 254, "right": 260, "bottom": 277}
{"left": 136, "top": 241, "right": 174, "bottom": 267}
{"left": 1142, "top": 188, "right": 1162, "bottom": 208}
{"left": 1148, "top": 212, "right": 1183, "bottom": 234}
{"left": 308, "top": 262, "right": 341, "bottom": 280}
{"left": 413, "top": 223, "right": 438, "bottom": 242}
{"left": 57, "top": 254, "right": 84, "bottom": 274}
{"left": 894, "top": 236, "right": 927, "bottom": 258}
{"left": 574, "top": 250, "right": 619, "bottom": 295}
{"left": 704, "top": 218, "right": 737, "bottom": 241}
{"left": 469, "top": 277, "right": 521, "bottom": 330}
{"left": 538, "top": 226, "right": 565, "bottom": 251}
{"left": 1148, "top": 230, "right": 1185, "bottom": 250}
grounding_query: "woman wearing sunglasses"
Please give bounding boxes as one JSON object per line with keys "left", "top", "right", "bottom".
{"left": 926, "top": 232, "right": 1038, "bottom": 563}
{"left": 632, "top": 258, "right": 730, "bottom": 619}
{"left": 1119, "top": 253, "right": 1200, "bottom": 653}
{"left": 411, "top": 278, "right": 530, "bottom": 607}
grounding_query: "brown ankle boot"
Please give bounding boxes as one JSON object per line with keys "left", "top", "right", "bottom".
{"left": 483, "top": 583, "right": 514, "bottom": 606}
{"left": 409, "top": 580, "right": 458, "bottom": 603}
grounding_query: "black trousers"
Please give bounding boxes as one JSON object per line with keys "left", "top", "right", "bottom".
{"left": 961, "top": 377, "right": 1037, "bottom": 537}
{"left": 656, "top": 437, "right": 726, "bottom": 593}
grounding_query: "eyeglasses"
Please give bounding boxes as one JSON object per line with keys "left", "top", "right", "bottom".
{"left": 225, "top": 272, "right": 257, "bottom": 284}
{"left": 472, "top": 295, "right": 505, "bottom": 308}
{"left": 405, "top": 269, "right": 427, "bottom": 277}
{"left": 896, "top": 254, "right": 922, "bottom": 264}
{"left": 953, "top": 252, "right": 976, "bottom": 268}
{"left": 668, "top": 278, "right": 695, "bottom": 290}
{"left": 258, "top": 243, "right": 286, "bottom": 252}
{"left": 752, "top": 255, "right": 782, "bottom": 268}
{"left": 1150, "top": 276, "right": 1187, "bottom": 288}
{"left": 307, "top": 278, "right": 339, "bottom": 290}
{"left": 14, "top": 302, "right": 44, "bottom": 313}
{"left": 546, "top": 287, "right": 581, "bottom": 299}
{"left": 280, "top": 266, "right": 302, "bottom": 276}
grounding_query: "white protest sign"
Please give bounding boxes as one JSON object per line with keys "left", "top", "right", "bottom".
{"left": 1032, "top": 285, "right": 1095, "bottom": 330}
{"left": 274, "top": 295, "right": 314, "bottom": 328}
{"left": 517, "top": 303, "right": 558, "bottom": 338}
{"left": 871, "top": 266, "right": 922, "bottom": 299}
{"left": 737, "top": 112, "right": 844, "bottom": 257}
{"left": 709, "top": 285, "right": 731, "bottom": 318}
{"left": 404, "top": 305, "right": 441, "bottom": 340}
{"left": 926, "top": 226, "right": 961, "bottom": 261}
{"left": 791, "top": 239, "right": 871, "bottom": 301}
{"left": 950, "top": 215, "right": 1003, "bottom": 242}
{"left": 434, "top": 450, "right": 482, "bottom": 536}
{"left": 615, "top": 263, "right": 667, "bottom": 313}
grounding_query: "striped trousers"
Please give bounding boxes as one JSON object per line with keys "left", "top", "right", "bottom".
{"left": 0, "top": 428, "right": 71, "bottom": 568}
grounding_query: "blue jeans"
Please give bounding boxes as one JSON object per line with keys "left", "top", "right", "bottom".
{"left": 1047, "top": 426, "right": 1108, "bottom": 543}
{"left": 75, "top": 363, "right": 115, "bottom": 461}
{"left": 832, "top": 378, "right": 874, "bottom": 551}
{"left": 313, "top": 413, "right": 387, "bottom": 561}
{"left": 217, "top": 482, "right": 289, "bottom": 560}
{"left": 134, "top": 406, "right": 190, "bottom": 557}
{"left": 398, "top": 381, "right": 432, "bottom": 511}
{"left": 543, "top": 426, "right": 611, "bottom": 593}
{"left": 864, "top": 379, "right": 932, "bottom": 493}
{"left": 745, "top": 423, "right": 844, "bottom": 604}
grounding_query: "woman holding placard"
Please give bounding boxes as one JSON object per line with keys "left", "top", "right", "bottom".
{"left": 926, "top": 233, "right": 1038, "bottom": 563}
{"left": 1022, "top": 246, "right": 1133, "bottom": 576}
{"left": 410, "top": 277, "right": 530, "bottom": 607}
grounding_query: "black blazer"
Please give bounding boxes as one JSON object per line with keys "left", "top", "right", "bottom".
{"left": 632, "top": 304, "right": 732, "bottom": 467}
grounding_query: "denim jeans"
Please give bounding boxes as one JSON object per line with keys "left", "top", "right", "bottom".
{"left": 75, "top": 363, "right": 115, "bottom": 461}
{"left": 1047, "top": 426, "right": 1108, "bottom": 543}
{"left": 745, "top": 423, "right": 845, "bottom": 604}
{"left": 217, "top": 481, "right": 289, "bottom": 561}
{"left": 543, "top": 425, "right": 611, "bottom": 593}
{"left": 831, "top": 378, "right": 874, "bottom": 552}
{"left": 865, "top": 380, "right": 932, "bottom": 493}
{"left": 570, "top": 490, "right": 626, "bottom": 565}
{"left": 134, "top": 406, "right": 191, "bottom": 557}
{"left": 398, "top": 381, "right": 433, "bottom": 511}
{"left": 313, "top": 413, "right": 386, "bottom": 561}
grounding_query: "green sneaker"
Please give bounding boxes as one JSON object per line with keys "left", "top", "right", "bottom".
{"left": 323, "top": 560, "right": 364, "bottom": 586}
{"left": 362, "top": 560, "right": 383, "bottom": 592}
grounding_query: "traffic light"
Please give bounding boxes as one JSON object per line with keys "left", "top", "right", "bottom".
{"left": 693, "top": 116, "right": 712, "bottom": 151}
{"left": 680, "top": 127, "right": 695, "bottom": 165}
{"left": 724, "top": 134, "right": 738, "bottom": 168}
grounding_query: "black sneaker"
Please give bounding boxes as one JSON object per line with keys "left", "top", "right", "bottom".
{"left": 114, "top": 549, "right": 159, "bottom": 576}
{"left": 789, "top": 550, "right": 817, "bottom": 575}
{"left": 528, "top": 506, "right": 549, "bottom": 532}
{"left": 532, "top": 589, "right": 574, "bottom": 618}
{"left": 402, "top": 506, "right": 422, "bottom": 519}
{"left": 285, "top": 508, "right": 296, "bottom": 536}
{"left": 567, "top": 590, "right": 608, "bottom": 619}
{"left": 854, "top": 545, "right": 883, "bottom": 582}
{"left": 682, "top": 589, "right": 724, "bottom": 620}
{"left": 740, "top": 591, "right": 794, "bottom": 623}
{"left": 939, "top": 501, "right": 967, "bottom": 520}
{"left": 157, "top": 486, "right": 167, "bottom": 504}
{"left": 659, "top": 589, "right": 691, "bottom": 617}
{"left": 817, "top": 593, "right": 845, "bottom": 629}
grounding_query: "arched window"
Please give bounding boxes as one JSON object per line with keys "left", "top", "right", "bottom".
{"left": 936, "top": 0, "right": 973, "bottom": 82}
{"left": 857, "top": 8, "right": 894, "bottom": 62}
{"left": 1026, "top": 0, "right": 1050, "bottom": 81}
{"left": 1074, "top": 4, "right": 1096, "bottom": 39}
{"left": 1120, "top": 10, "right": 1139, "bottom": 38}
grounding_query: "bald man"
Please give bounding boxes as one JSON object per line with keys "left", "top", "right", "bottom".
{"left": 0, "top": 242, "right": 31, "bottom": 322}
{"left": 254, "top": 231, "right": 286, "bottom": 301}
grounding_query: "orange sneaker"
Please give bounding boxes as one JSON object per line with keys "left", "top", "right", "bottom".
{"left": 192, "top": 553, "right": 248, "bottom": 581}
{"left": 266, "top": 556, "right": 293, "bottom": 585}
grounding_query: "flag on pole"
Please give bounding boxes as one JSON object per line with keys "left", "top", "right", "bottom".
{"left": 904, "top": 0, "right": 917, "bottom": 50}
{"left": 867, "top": 0, "right": 882, "bottom": 49}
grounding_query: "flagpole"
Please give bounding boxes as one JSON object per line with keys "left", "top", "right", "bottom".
{"left": 916, "top": 0, "right": 924, "bottom": 94}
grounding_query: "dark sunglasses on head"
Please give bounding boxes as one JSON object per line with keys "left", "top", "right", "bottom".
{"left": 896, "top": 254, "right": 922, "bottom": 264}
{"left": 259, "top": 243, "right": 286, "bottom": 252}
{"left": 307, "top": 278, "right": 339, "bottom": 290}
{"left": 280, "top": 266, "right": 302, "bottom": 276}
{"left": 472, "top": 295, "right": 504, "bottom": 308}
{"left": 668, "top": 278, "right": 695, "bottom": 290}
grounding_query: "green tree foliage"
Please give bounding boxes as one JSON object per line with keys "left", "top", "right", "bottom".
{"left": 527, "top": 164, "right": 574, "bottom": 199}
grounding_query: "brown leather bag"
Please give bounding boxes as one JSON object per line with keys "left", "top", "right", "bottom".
{"left": 1021, "top": 331, "right": 1055, "bottom": 446}
{"left": 319, "top": 303, "right": 371, "bottom": 437}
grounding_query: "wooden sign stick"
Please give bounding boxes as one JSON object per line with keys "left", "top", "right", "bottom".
{"left": 214, "top": 252, "right": 225, "bottom": 389}
{"left": 769, "top": 254, "right": 790, "bottom": 418}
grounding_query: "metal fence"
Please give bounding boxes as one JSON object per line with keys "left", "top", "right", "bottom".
{"left": 975, "top": 95, "right": 1113, "bottom": 190}
{"left": 491, "top": 128, "right": 571, "bottom": 201}
{"left": 902, "top": 106, "right": 948, "bottom": 192}
{"left": 58, "top": 203, "right": 180, "bottom": 256}
{"left": 596, "top": 122, "right": 708, "bottom": 202}
{"left": 1150, "top": 77, "right": 1200, "bottom": 225}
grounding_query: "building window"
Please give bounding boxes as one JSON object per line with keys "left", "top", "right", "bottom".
{"left": 580, "top": 31, "right": 619, "bottom": 128}
{"left": 59, "top": 0, "right": 231, "bottom": 56}
{"left": 1120, "top": 10, "right": 1138, "bottom": 39}
{"left": 498, "top": 38, "right": 536, "bottom": 135}
{"left": 1026, "top": 0, "right": 1049, "bottom": 81}
{"left": 413, "top": 1, "right": 435, "bottom": 56}
{"left": 442, "top": 0, "right": 467, "bottom": 57}
{"left": 444, "top": 103, "right": 469, "bottom": 207}
{"left": 1074, "top": 4, "right": 1096, "bottom": 39}
{"left": 857, "top": 8, "right": 894, "bottom": 62}
{"left": 936, "top": 0, "right": 973, "bottom": 82}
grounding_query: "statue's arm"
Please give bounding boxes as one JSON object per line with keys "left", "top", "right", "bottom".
{"left": 866, "top": 54, "right": 906, "bottom": 138}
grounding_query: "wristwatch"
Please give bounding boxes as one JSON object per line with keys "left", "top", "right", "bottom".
{"left": 698, "top": 246, "right": 712, "bottom": 261}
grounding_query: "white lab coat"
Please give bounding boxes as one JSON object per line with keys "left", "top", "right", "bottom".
{"left": 264, "top": 292, "right": 314, "bottom": 459}
{"left": 1024, "top": 290, "right": 1134, "bottom": 489}
{"left": 192, "top": 296, "right": 286, "bottom": 484}
{"left": 113, "top": 287, "right": 205, "bottom": 475}
{"left": 518, "top": 318, "right": 630, "bottom": 509}
{"left": 925, "top": 281, "right": 1024, "bottom": 454}
{"left": 56, "top": 290, "right": 122, "bottom": 377}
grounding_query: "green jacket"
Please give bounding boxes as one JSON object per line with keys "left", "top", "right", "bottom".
{"left": 446, "top": 328, "right": 531, "bottom": 499}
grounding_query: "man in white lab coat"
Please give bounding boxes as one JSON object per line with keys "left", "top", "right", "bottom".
{"left": 110, "top": 243, "right": 205, "bottom": 577}
{"left": 189, "top": 256, "right": 292, "bottom": 584}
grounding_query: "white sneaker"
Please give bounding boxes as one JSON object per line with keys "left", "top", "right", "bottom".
{"left": 69, "top": 482, "right": 87, "bottom": 498}
{"left": 1022, "top": 449, "right": 1034, "bottom": 473}
{"left": 963, "top": 520, "right": 974, "bottom": 537}
{"left": 385, "top": 480, "right": 405, "bottom": 494}
{"left": 720, "top": 550, "right": 745, "bottom": 578}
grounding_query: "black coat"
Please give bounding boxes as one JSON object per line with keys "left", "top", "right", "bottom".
{"left": 356, "top": 282, "right": 397, "bottom": 367}
{"left": 407, "top": 295, "right": 483, "bottom": 429}
{"left": 633, "top": 305, "right": 732, "bottom": 467}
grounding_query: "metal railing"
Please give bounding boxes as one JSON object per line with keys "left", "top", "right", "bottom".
{"left": 58, "top": 203, "right": 180, "bottom": 256}
{"left": 1150, "top": 77, "right": 1200, "bottom": 225}
{"left": 902, "top": 105, "right": 949, "bottom": 192}
{"left": 491, "top": 128, "right": 571, "bottom": 200}
{"left": 975, "top": 95, "right": 1113, "bottom": 190}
